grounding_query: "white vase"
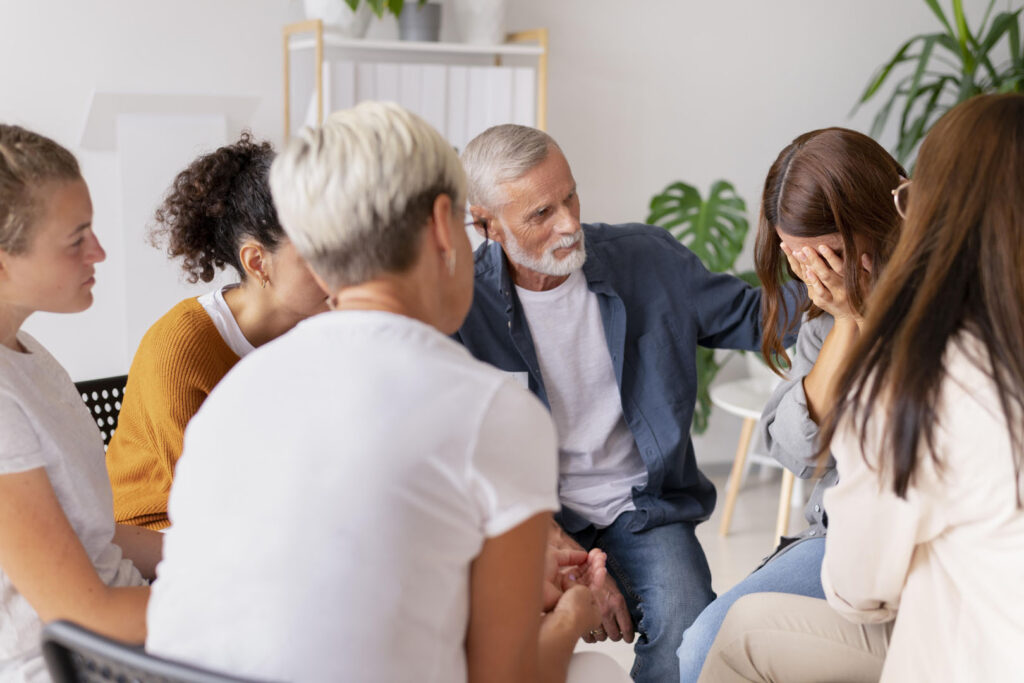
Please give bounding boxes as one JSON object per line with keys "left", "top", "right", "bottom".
{"left": 451, "top": 0, "right": 508, "bottom": 45}
{"left": 302, "top": 0, "right": 373, "bottom": 38}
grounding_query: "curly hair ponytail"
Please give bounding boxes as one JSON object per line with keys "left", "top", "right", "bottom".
{"left": 151, "top": 132, "right": 283, "bottom": 283}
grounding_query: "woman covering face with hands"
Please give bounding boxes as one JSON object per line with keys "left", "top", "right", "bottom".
{"left": 677, "top": 127, "right": 905, "bottom": 682}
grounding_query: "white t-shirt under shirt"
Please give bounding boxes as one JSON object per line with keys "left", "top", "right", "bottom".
{"left": 147, "top": 311, "right": 559, "bottom": 682}
{"left": 515, "top": 269, "right": 648, "bottom": 528}
{"left": 196, "top": 285, "right": 255, "bottom": 358}
{"left": 0, "top": 333, "right": 145, "bottom": 683}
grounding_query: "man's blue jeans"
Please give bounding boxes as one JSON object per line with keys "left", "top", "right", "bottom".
{"left": 675, "top": 537, "right": 827, "bottom": 682}
{"left": 571, "top": 512, "right": 716, "bottom": 683}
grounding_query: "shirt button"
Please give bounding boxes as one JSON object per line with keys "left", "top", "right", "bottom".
{"left": 808, "top": 530, "right": 816, "bottom": 536}
{"left": 507, "top": 321, "right": 511, "bottom": 329}
{"left": 814, "top": 504, "right": 821, "bottom": 512}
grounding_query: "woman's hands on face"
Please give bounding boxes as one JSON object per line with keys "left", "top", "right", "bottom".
{"left": 780, "top": 242, "right": 865, "bottom": 326}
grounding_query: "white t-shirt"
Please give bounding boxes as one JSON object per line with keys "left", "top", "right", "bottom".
{"left": 147, "top": 311, "right": 559, "bottom": 682}
{"left": 196, "top": 285, "right": 255, "bottom": 358}
{"left": 515, "top": 269, "right": 648, "bottom": 528}
{"left": 0, "top": 333, "right": 145, "bottom": 683}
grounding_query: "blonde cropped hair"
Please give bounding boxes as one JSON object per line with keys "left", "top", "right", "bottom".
{"left": 269, "top": 101, "right": 466, "bottom": 289}
{"left": 0, "top": 124, "right": 81, "bottom": 254}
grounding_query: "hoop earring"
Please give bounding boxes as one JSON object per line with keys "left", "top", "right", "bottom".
{"left": 445, "top": 251, "right": 456, "bottom": 277}
{"left": 259, "top": 276, "right": 269, "bottom": 289}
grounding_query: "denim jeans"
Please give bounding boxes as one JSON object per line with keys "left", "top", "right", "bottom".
{"left": 571, "top": 512, "right": 716, "bottom": 683}
{"left": 675, "top": 536, "right": 827, "bottom": 682}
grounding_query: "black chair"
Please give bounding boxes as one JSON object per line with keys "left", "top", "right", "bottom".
{"left": 41, "top": 620, "right": 250, "bottom": 683}
{"left": 73, "top": 375, "right": 128, "bottom": 450}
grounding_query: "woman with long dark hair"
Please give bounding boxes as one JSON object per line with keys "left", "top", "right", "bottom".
{"left": 677, "top": 127, "right": 905, "bottom": 681}
{"left": 700, "top": 93, "right": 1024, "bottom": 682}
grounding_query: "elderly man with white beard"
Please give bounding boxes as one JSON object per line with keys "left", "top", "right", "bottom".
{"left": 454, "top": 125, "right": 802, "bottom": 683}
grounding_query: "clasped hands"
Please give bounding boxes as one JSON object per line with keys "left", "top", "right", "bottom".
{"left": 543, "top": 544, "right": 635, "bottom": 645}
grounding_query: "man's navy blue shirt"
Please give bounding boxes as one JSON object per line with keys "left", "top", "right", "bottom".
{"left": 455, "top": 222, "right": 802, "bottom": 533}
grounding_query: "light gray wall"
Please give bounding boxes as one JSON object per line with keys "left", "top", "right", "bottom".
{"left": 0, "top": 0, "right": 1010, "bottom": 462}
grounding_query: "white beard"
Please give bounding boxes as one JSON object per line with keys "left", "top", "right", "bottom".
{"left": 502, "top": 229, "right": 586, "bottom": 276}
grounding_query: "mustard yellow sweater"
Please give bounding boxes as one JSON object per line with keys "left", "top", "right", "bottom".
{"left": 106, "top": 297, "right": 240, "bottom": 530}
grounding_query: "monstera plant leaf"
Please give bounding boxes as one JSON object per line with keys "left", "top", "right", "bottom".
{"left": 646, "top": 180, "right": 749, "bottom": 274}
{"left": 647, "top": 180, "right": 752, "bottom": 435}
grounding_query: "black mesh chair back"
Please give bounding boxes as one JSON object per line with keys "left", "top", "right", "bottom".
{"left": 73, "top": 375, "right": 128, "bottom": 450}
{"left": 41, "top": 620, "right": 250, "bottom": 683}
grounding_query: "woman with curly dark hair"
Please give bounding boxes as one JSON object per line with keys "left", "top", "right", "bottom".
{"left": 106, "top": 133, "right": 328, "bottom": 530}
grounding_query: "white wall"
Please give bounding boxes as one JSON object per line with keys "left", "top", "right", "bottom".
{"left": 0, "top": 0, "right": 1010, "bottom": 462}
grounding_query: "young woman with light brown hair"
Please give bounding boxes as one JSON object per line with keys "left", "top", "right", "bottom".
{"left": 700, "top": 93, "right": 1024, "bottom": 683}
{"left": 0, "top": 125, "right": 161, "bottom": 681}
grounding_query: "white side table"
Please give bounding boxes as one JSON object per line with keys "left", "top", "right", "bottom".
{"left": 711, "top": 378, "right": 798, "bottom": 546}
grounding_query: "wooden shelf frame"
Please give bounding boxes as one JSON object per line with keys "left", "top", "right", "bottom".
{"left": 282, "top": 20, "right": 549, "bottom": 140}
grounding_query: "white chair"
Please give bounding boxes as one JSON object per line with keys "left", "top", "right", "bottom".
{"left": 711, "top": 377, "right": 803, "bottom": 546}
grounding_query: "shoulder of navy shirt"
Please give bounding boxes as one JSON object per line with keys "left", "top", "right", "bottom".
{"left": 454, "top": 222, "right": 804, "bottom": 533}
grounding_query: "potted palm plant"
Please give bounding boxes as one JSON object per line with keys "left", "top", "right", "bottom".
{"left": 856, "top": 0, "right": 1023, "bottom": 164}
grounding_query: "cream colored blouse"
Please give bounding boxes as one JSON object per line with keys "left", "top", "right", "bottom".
{"left": 822, "top": 333, "right": 1024, "bottom": 682}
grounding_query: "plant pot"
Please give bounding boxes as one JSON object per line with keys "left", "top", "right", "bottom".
{"left": 398, "top": 2, "right": 441, "bottom": 42}
{"left": 302, "top": 0, "right": 373, "bottom": 38}
{"left": 451, "top": 0, "right": 507, "bottom": 45}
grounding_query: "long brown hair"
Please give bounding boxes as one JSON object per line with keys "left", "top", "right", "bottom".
{"left": 755, "top": 128, "right": 906, "bottom": 370}
{"left": 820, "top": 93, "right": 1024, "bottom": 499}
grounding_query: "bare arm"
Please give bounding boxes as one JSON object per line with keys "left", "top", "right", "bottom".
{"left": 113, "top": 524, "right": 163, "bottom": 581}
{"left": 0, "top": 469, "right": 149, "bottom": 642}
{"left": 467, "top": 512, "right": 549, "bottom": 683}
{"left": 538, "top": 585, "right": 601, "bottom": 683}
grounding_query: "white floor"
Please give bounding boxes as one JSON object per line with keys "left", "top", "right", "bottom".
{"left": 574, "top": 464, "right": 805, "bottom": 674}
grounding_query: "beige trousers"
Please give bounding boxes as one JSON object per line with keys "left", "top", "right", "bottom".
{"left": 697, "top": 593, "right": 894, "bottom": 683}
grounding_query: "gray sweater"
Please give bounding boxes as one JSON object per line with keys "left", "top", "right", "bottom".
{"left": 758, "top": 313, "right": 837, "bottom": 551}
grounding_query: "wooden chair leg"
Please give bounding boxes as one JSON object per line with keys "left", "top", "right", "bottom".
{"left": 719, "top": 417, "right": 757, "bottom": 537}
{"left": 774, "top": 469, "right": 796, "bottom": 545}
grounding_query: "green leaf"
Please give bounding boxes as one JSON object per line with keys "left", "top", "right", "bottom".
{"left": 857, "top": 35, "right": 925, "bottom": 104}
{"left": 977, "top": 0, "right": 996, "bottom": 39}
{"left": 922, "top": 0, "right": 956, "bottom": 37}
{"left": 952, "top": 0, "right": 975, "bottom": 70}
{"left": 344, "top": 0, "right": 359, "bottom": 11}
{"left": 901, "top": 81, "right": 947, "bottom": 163}
{"left": 869, "top": 73, "right": 916, "bottom": 138}
{"left": 900, "top": 35, "right": 938, "bottom": 133}
{"left": 646, "top": 180, "right": 749, "bottom": 273}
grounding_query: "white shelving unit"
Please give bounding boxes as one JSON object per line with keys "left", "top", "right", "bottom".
{"left": 282, "top": 20, "right": 549, "bottom": 141}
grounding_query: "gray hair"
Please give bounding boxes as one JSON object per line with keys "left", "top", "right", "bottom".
{"left": 461, "top": 124, "right": 560, "bottom": 211}
{"left": 269, "top": 101, "right": 466, "bottom": 289}
{"left": 0, "top": 124, "right": 81, "bottom": 255}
